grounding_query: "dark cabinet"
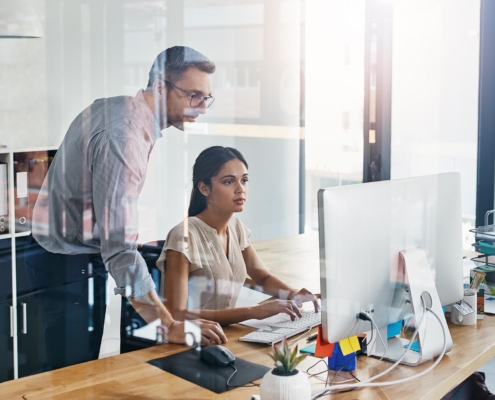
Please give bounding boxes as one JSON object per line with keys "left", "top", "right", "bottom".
{"left": 16, "top": 293, "right": 46, "bottom": 378}
{"left": 0, "top": 237, "right": 14, "bottom": 383}
{"left": 0, "top": 299, "right": 14, "bottom": 383}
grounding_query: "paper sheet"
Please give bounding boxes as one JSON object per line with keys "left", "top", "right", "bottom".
{"left": 235, "top": 286, "right": 272, "bottom": 308}
{"left": 239, "top": 313, "right": 292, "bottom": 329}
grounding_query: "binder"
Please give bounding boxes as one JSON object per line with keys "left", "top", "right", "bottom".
{"left": 14, "top": 160, "right": 30, "bottom": 233}
{"left": 0, "top": 162, "right": 8, "bottom": 235}
{"left": 13, "top": 152, "right": 54, "bottom": 233}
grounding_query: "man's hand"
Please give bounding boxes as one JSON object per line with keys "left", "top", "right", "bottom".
{"left": 161, "top": 319, "right": 228, "bottom": 345}
{"left": 289, "top": 288, "right": 320, "bottom": 312}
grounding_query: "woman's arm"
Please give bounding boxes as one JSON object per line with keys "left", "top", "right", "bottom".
{"left": 242, "top": 244, "right": 320, "bottom": 311}
{"left": 163, "top": 249, "right": 300, "bottom": 325}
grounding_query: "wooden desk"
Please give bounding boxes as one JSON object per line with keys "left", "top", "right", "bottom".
{"left": 2, "top": 233, "right": 495, "bottom": 399}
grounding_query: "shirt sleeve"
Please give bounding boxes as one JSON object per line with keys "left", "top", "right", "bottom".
{"left": 92, "top": 134, "right": 155, "bottom": 298}
{"left": 156, "top": 221, "right": 204, "bottom": 273}
{"left": 234, "top": 216, "right": 252, "bottom": 251}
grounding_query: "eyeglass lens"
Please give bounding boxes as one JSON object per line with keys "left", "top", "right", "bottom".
{"left": 190, "top": 96, "right": 214, "bottom": 108}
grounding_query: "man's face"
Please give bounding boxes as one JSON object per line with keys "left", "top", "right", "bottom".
{"left": 165, "top": 67, "right": 212, "bottom": 131}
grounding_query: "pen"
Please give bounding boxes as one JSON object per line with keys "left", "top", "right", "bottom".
{"left": 306, "top": 333, "right": 318, "bottom": 342}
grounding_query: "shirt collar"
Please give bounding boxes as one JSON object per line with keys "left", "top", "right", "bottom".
{"left": 133, "top": 89, "right": 163, "bottom": 143}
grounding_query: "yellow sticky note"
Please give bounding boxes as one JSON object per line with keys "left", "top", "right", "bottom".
{"left": 349, "top": 335, "right": 361, "bottom": 352}
{"left": 339, "top": 338, "right": 354, "bottom": 356}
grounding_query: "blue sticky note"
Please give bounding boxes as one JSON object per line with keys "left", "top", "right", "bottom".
{"left": 387, "top": 321, "right": 402, "bottom": 339}
{"left": 403, "top": 341, "right": 420, "bottom": 352}
{"left": 300, "top": 343, "right": 316, "bottom": 355}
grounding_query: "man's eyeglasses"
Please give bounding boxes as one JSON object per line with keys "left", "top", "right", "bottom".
{"left": 165, "top": 80, "right": 215, "bottom": 108}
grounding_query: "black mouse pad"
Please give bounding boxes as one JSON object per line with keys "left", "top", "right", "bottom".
{"left": 148, "top": 347, "right": 270, "bottom": 394}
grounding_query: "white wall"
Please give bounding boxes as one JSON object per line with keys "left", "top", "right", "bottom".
{"left": 390, "top": 0, "right": 480, "bottom": 248}
{"left": 0, "top": 0, "right": 302, "bottom": 241}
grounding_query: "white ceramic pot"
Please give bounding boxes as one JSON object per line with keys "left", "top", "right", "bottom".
{"left": 259, "top": 369, "right": 311, "bottom": 400}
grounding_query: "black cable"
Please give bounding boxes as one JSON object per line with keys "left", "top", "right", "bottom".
{"left": 306, "top": 359, "right": 330, "bottom": 383}
{"left": 349, "top": 370, "right": 361, "bottom": 382}
{"left": 225, "top": 364, "right": 260, "bottom": 389}
{"left": 357, "top": 311, "right": 374, "bottom": 348}
{"left": 329, "top": 353, "right": 357, "bottom": 387}
{"left": 313, "top": 386, "right": 358, "bottom": 399}
{"left": 367, "top": 319, "right": 374, "bottom": 346}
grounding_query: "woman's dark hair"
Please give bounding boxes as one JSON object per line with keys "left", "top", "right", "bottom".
{"left": 188, "top": 146, "right": 248, "bottom": 217}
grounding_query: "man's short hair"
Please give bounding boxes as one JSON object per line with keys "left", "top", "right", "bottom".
{"left": 147, "top": 46, "right": 215, "bottom": 88}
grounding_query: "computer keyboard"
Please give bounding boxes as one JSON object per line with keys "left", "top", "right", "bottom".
{"left": 239, "top": 310, "right": 321, "bottom": 345}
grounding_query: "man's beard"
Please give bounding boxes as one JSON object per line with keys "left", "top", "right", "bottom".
{"left": 167, "top": 114, "right": 186, "bottom": 131}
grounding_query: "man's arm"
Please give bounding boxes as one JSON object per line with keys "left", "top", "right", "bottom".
{"left": 128, "top": 289, "right": 227, "bottom": 344}
{"left": 91, "top": 135, "right": 226, "bottom": 344}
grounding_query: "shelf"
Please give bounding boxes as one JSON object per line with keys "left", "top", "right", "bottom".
{"left": 0, "top": 232, "right": 32, "bottom": 240}
{"left": 14, "top": 231, "right": 31, "bottom": 238}
{"left": 0, "top": 146, "right": 58, "bottom": 155}
{"left": 470, "top": 225, "right": 495, "bottom": 240}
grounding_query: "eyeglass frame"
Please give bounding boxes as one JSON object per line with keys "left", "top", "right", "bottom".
{"left": 164, "top": 80, "right": 215, "bottom": 109}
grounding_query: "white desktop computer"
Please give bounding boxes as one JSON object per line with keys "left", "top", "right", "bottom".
{"left": 318, "top": 172, "right": 464, "bottom": 366}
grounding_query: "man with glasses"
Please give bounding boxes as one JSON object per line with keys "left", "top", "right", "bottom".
{"left": 27, "top": 46, "right": 225, "bottom": 372}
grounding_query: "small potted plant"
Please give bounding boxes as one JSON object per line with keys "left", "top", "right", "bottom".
{"left": 259, "top": 337, "right": 311, "bottom": 400}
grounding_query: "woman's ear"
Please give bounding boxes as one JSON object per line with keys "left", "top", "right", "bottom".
{"left": 198, "top": 182, "right": 210, "bottom": 197}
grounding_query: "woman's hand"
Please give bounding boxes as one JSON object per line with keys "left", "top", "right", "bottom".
{"left": 253, "top": 300, "right": 302, "bottom": 321}
{"left": 289, "top": 288, "right": 321, "bottom": 312}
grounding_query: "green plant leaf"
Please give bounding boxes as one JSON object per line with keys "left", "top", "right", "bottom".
{"left": 290, "top": 344, "right": 298, "bottom": 363}
{"left": 268, "top": 336, "right": 308, "bottom": 373}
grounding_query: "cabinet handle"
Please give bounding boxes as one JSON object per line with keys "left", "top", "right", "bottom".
{"left": 9, "top": 306, "right": 14, "bottom": 337}
{"left": 21, "top": 302, "right": 27, "bottom": 334}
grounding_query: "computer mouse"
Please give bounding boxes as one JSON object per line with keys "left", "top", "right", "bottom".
{"left": 200, "top": 345, "right": 236, "bottom": 367}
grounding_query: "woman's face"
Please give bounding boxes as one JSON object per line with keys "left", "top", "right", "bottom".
{"left": 200, "top": 158, "right": 249, "bottom": 214}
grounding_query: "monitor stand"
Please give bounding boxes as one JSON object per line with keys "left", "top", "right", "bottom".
{"left": 368, "top": 248, "right": 453, "bottom": 366}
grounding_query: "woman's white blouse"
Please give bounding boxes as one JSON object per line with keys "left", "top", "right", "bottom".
{"left": 156, "top": 215, "right": 251, "bottom": 310}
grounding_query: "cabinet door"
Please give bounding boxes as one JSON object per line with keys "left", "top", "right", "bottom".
{"left": 17, "top": 248, "right": 107, "bottom": 377}
{"left": 0, "top": 300, "right": 14, "bottom": 383}
{"left": 14, "top": 235, "right": 46, "bottom": 378}
{"left": 16, "top": 293, "right": 46, "bottom": 378}
{"left": 0, "top": 239, "right": 13, "bottom": 383}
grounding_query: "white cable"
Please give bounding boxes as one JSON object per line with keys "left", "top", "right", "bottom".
{"left": 313, "top": 298, "right": 429, "bottom": 397}
{"left": 355, "top": 295, "right": 428, "bottom": 384}
{"left": 354, "top": 313, "right": 388, "bottom": 379}
{"left": 289, "top": 326, "right": 312, "bottom": 346}
{"left": 310, "top": 306, "right": 447, "bottom": 398}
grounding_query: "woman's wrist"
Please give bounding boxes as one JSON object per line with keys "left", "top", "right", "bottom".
{"left": 246, "top": 306, "right": 257, "bottom": 319}
{"left": 160, "top": 312, "right": 177, "bottom": 330}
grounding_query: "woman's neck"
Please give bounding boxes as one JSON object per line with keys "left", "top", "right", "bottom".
{"left": 195, "top": 209, "right": 233, "bottom": 235}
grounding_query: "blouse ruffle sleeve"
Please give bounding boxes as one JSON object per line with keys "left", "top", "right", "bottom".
{"left": 232, "top": 215, "right": 252, "bottom": 251}
{"left": 155, "top": 221, "right": 204, "bottom": 273}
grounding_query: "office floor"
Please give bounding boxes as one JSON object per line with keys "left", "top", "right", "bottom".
{"left": 479, "top": 358, "right": 495, "bottom": 391}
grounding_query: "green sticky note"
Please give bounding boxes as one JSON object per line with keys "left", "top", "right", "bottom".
{"left": 300, "top": 343, "right": 316, "bottom": 355}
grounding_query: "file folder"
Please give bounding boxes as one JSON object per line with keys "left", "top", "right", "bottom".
{"left": 0, "top": 162, "right": 8, "bottom": 235}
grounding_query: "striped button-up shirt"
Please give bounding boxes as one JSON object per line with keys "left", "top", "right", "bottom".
{"left": 33, "top": 90, "right": 162, "bottom": 298}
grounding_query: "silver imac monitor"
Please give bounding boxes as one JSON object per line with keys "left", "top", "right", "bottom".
{"left": 318, "top": 172, "right": 463, "bottom": 365}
